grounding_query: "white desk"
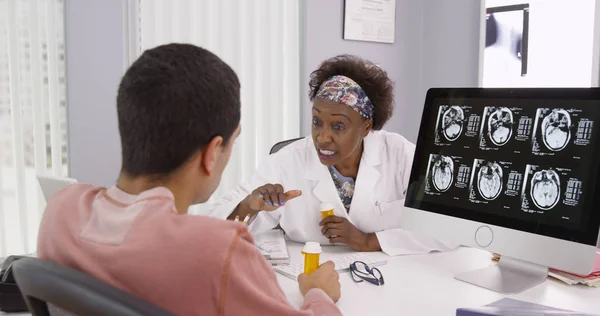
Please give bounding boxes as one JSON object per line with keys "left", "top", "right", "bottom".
{"left": 276, "top": 242, "right": 600, "bottom": 315}
{"left": 4, "top": 245, "right": 599, "bottom": 316}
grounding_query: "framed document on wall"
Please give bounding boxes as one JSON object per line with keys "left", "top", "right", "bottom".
{"left": 343, "top": 0, "right": 396, "bottom": 44}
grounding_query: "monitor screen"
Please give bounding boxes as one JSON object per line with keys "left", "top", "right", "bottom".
{"left": 405, "top": 88, "right": 600, "bottom": 246}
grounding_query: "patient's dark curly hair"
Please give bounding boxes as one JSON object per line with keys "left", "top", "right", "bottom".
{"left": 308, "top": 55, "right": 394, "bottom": 130}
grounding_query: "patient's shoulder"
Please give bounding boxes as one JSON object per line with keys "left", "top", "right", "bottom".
{"left": 44, "top": 183, "right": 105, "bottom": 216}
{"left": 171, "top": 215, "right": 255, "bottom": 252}
{"left": 51, "top": 183, "right": 102, "bottom": 199}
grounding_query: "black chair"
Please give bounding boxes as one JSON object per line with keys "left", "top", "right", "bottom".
{"left": 269, "top": 137, "right": 304, "bottom": 154}
{"left": 12, "top": 258, "right": 172, "bottom": 316}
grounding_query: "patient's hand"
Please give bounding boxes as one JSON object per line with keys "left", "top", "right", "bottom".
{"left": 298, "top": 261, "right": 341, "bottom": 303}
{"left": 320, "top": 216, "right": 381, "bottom": 251}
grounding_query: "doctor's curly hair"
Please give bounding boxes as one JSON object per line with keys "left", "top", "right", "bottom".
{"left": 308, "top": 55, "right": 394, "bottom": 130}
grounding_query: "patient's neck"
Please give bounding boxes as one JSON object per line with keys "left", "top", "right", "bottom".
{"left": 116, "top": 171, "right": 193, "bottom": 215}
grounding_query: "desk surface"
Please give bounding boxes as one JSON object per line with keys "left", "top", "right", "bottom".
{"left": 4, "top": 246, "right": 599, "bottom": 316}
{"left": 276, "top": 242, "right": 600, "bottom": 316}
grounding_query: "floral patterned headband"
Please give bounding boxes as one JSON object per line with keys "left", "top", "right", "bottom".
{"left": 315, "top": 75, "right": 374, "bottom": 120}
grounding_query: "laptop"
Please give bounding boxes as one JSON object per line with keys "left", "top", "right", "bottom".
{"left": 37, "top": 175, "right": 78, "bottom": 202}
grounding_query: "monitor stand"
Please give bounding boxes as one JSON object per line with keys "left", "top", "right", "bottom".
{"left": 454, "top": 255, "right": 549, "bottom": 294}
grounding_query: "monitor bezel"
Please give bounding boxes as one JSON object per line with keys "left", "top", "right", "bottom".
{"left": 405, "top": 87, "right": 600, "bottom": 246}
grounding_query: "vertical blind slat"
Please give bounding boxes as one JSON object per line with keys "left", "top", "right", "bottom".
{"left": 154, "top": 0, "right": 164, "bottom": 47}
{"left": 45, "top": 0, "right": 62, "bottom": 177}
{"left": 30, "top": 0, "right": 47, "bottom": 176}
{"left": 189, "top": 0, "right": 199, "bottom": 44}
{"left": 269, "top": 0, "right": 284, "bottom": 148}
{"left": 283, "top": 0, "right": 300, "bottom": 140}
{"left": 0, "top": 0, "right": 8, "bottom": 257}
{"left": 29, "top": 0, "right": 48, "bottom": 228}
{"left": 140, "top": 0, "right": 154, "bottom": 50}
{"left": 7, "top": 0, "right": 29, "bottom": 254}
{"left": 252, "top": 0, "right": 265, "bottom": 165}
{"left": 238, "top": 0, "right": 254, "bottom": 179}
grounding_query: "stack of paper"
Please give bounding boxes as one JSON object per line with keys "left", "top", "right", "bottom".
{"left": 547, "top": 249, "right": 600, "bottom": 287}
{"left": 548, "top": 270, "right": 600, "bottom": 287}
{"left": 492, "top": 250, "right": 600, "bottom": 287}
{"left": 253, "top": 229, "right": 290, "bottom": 265}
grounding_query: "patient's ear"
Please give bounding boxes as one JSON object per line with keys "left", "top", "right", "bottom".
{"left": 201, "top": 136, "right": 224, "bottom": 176}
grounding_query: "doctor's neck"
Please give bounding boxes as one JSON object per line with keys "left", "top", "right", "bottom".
{"left": 333, "top": 142, "right": 364, "bottom": 179}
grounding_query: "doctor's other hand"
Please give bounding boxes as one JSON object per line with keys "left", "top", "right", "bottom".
{"left": 320, "top": 215, "right": 381, "bottom": 252}
{"left": 297, "top": 261, "right": 341, "bottom": 303}
{"left": 244, "top": 184, "right": 302, "bottom": 212}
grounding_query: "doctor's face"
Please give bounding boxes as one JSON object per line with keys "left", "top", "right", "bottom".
{"left": 311, "top": 99, "right": 371, "bottom": 167}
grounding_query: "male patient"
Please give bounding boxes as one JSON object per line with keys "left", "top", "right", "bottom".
{"left": 37, "top": 43, "right": 341, "bottom": 315}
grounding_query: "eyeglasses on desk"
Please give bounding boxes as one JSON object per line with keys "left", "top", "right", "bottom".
{"left": 349, "top": 261, "right": 384, "bottom": 286}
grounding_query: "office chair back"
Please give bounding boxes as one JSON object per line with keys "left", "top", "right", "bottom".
{"left": 269, "top": 137, "right": 304, "bottom": 154}
{"left": 12, "top": 258, "right": 172, "bottom": 316}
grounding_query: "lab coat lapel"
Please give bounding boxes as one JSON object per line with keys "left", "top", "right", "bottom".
{"left": 349, "top": 133, "right": 382, "bottom": 221}
{"left": 305, "top": 140, "right": 348, "bottom": 219}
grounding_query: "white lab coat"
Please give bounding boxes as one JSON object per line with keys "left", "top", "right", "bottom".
{"left": 208, "top": 130, "right": 456, "bottom": 256}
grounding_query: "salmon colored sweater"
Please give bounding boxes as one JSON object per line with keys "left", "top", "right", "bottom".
{"left": 37, "top": 184, "right": 341, "bottom": 316}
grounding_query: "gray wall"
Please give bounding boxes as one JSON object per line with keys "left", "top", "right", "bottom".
{"left": 65, "top": 0, "right": 126, "bottom": 186}
{"left": 301, "top": 0, "right": 483, "bottom": 142}
{"left": 420, "top": 1, "right": 483, "bottom": 95}
{"left": 594, "top": 0, "right": 600, "bottom": 87}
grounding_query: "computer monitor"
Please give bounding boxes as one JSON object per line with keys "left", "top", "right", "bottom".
{"left": 403, "top": 88, "right": 600, "bottom": 294}
{"left": 37, "top": 175, "right": 78, "bottom": 202}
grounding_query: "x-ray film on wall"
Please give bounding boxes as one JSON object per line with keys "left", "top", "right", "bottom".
{"left": 484, "top": 4, "right": 529, "bottom": 87}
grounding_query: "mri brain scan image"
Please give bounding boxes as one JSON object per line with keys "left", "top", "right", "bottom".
{"left": 431, "top": 156, "right": 454, "bottom": 192}
{"left": 442, "top": 106, "right": 465, "bottom": 141}
{"left": 477, "top": 162, "right": 503, "bottom": 200}
{"left": 488, "top": 107, "right": 513, "bottom": 146}
{"left": 541, "top": 109, "right": 571, "bottom": 151}
{"left": 530, "top": 169, "right": 560, "bottom": 210}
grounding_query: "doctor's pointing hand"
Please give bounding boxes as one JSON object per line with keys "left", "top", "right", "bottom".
{"left": 232, "top": 183, "right": 302, "bottom": 217}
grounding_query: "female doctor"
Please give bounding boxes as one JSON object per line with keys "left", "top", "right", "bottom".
{"left": 209, "top": 55, "right": 454, "bottom": 256}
